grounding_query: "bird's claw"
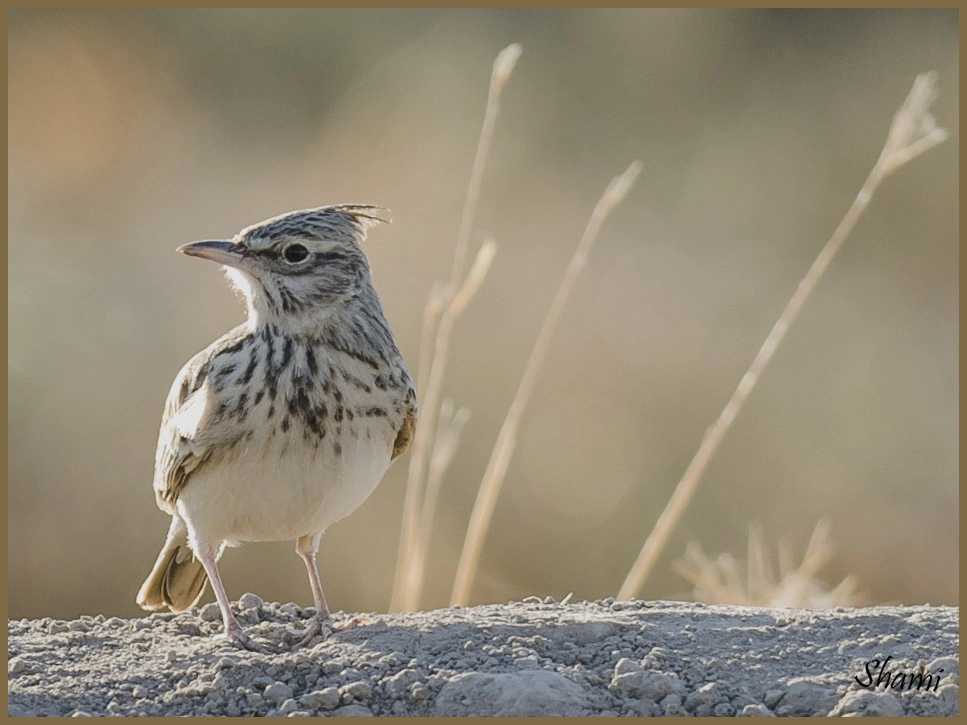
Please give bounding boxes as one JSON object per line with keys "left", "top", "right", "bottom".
{"left": 290, "top": 616, "right": 333, "bottom": 649}
{"left": 215, "top": 626, "right": 276, "bottom": 654}
{"left": 289, "top": 614, "right": 370, "bottom": 649}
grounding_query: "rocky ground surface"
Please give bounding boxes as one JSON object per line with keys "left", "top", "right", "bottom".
{"left": 7, "top": 598, "right": 959, "bottom": 717}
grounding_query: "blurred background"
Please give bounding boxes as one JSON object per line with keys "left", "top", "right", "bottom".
{"left": 8, "top": 8, "right": 958, "bottom": 620}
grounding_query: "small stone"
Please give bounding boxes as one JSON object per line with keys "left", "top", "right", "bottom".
{"left": 628, "top": 699, "right": 662, "bottom": 716}
{"left": 333, "top": 704, "right": 373, "bottom": 717}
{"left": 830, "top": 690, "right": 904, "bottom": 717}
{"left": 739, "top": 703, "right": 775, "bottom": 717}
{"left": 763, "top": 690, "right": 784, "bottom": 709}
{"left": 265, "top": 682, "right": 295, "bottom": 704}
{"left": 71, "top": 710, "right": 92, "bottom": 717}
{"left": 685, "top": 682, "right": 722, "bottom": 714}
{"left": 9, "top": 657, "right": 27, "bottom": 675}
{"left": 48, "top": 621, "right": 69, "bottom": 635}
{"left": 68, "top": 620, "right": 90, "bottom": 632}
{"left": 238, "top": 592, "right": 263, "bottom": 610}
{"left": 610, "top": 670, "right": 683, "bottom": 702}
{"left": 929, "top": 656, "right": 959, "bottom": 677}
{"left": 714, "top": 702, "right": 736, "bottom": 717}
{"left": 132, "top": 685, "right": 148, "bottom": 699}
{"left": 613, "top": 657, "right": 640, "bottom": 677}
{"left": 106, "top": 701, "right": 122, "bottom": 714}
{"left": 513, "top": 655, "right": 541, "bottom": 670}
{"left": 215, "top": 656, "right": 237, "bottom": 670}
{"left": 341, "top": 681, "right": 372, "bottom": 701}
{"left": 384, "top": 669, "right": 420, "bottom": 698}
{"left": 279, "top": 699, "right": 300, "bottom": 715}
{"left": 660, "top": 694, "right": 682, "bottom": 709}
{"left": 733, "top": 695, "right": 758, "bottom": 710}
{"left": 165, "top": 650, "right": 178, "bottom": 664}
{"left": 434, "top": 671, "right": 586, "bottom": 716}
{"left": 199, "top": 603, "right": 221, "bottom": 622}
{"left": 777, "top": 679, "right": 838, "bottom": 717}
{"left": 410, "top": 684, "right": 429, "bottom": 702}
{"left": 280, "top": 602, "right": 301, "bottom": 618}
{"left": 300, "top": 687, "right": 341, "bottom": 710}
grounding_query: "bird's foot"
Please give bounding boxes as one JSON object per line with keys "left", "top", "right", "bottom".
{"left": 289, "top": 614, "right": 371, "bottom": 649}
{"left": 214, "top": 623, "right": 276, "bottom": 654}
{"left": 290, "top": 615, "right": 333, "bottom": 649}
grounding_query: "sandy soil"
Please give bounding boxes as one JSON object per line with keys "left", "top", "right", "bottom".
{"left": 7, "top": 598, "right": 959, "bottom": 717}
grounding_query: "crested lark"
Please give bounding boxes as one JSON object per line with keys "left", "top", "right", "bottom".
{"left": 136, "top": 205, "right": 416, "bottom": 651}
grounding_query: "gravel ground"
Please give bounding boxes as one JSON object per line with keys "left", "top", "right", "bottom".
{"left": 7, "top": 598, "right": 959, "bottom": 717}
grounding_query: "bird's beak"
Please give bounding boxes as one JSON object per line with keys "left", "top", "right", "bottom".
{"left": 177, "top": 240, "right": 245, "bottom": 269}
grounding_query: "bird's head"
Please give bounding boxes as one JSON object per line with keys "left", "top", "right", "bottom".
{"left": 178, "top": 204, "right": 390, "bottom": 331}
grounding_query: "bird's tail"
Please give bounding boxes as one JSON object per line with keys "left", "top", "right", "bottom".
{"left": 136, "top": 517, "right": 209, "bottom": 613}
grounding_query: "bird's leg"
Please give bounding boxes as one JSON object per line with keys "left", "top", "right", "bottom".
{"left": 292, "top": 534, "right": 369, "bottom": 649}
{"left": 292, "top": 533, "right": 332, "bottom": 648}
{"left": 195, "top": 546, "right": 272, "bottom": 654}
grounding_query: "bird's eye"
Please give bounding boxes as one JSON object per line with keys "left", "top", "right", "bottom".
{"left": 282, "top": 244, "right": 310, "bottom": 264}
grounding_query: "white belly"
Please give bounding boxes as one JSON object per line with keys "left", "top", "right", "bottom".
{"left": 176, "top": 428, "right": 392, "bottom": 547}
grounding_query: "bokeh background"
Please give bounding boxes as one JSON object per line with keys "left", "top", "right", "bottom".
{"left": 8, "top": 8, "right": 958, "bottom": 620}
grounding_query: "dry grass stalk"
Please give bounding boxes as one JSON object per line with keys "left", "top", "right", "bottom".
{"left": 390, "top": 44, "right": 521, "bottom": 613}
{"left": 617, "top": 72, "right": 948, "bottom": 601}
{"left": 401, "top": 241, "right": 496, "bottom": 608}
{"left": 674, "top": 520, "right": 860, "bottom": 608}
{"left": 449, "top": 160, "right": 643, "bottom": 606}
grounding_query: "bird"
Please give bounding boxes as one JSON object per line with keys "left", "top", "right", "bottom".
{"left": 136, "top": 204, "right": 416, "bottom": 652}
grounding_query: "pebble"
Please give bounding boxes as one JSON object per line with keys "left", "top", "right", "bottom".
{"left": 238, "top": 592, "right": 263, "bottom": 610}
{"left": 613, "top": 657, "right": 640, "bottom": 676}
{"left": 214, "top": 656, "right": 237, "bottom": 671}
{"left": 739, "top": 703, "right": 775, "bottom": 717}
{"left": 333, "top": 704, "right": 373, "bottom": 717}
{"left": 264, "top": 682, "right": 294, "bottom": 704}
{"left": 340, "top": 681, "right": 372, "bottom": 701}
{"left": 278, "top": 698, "right": 300, "bottom": 715}
{"left": 199, "top": 603, "right": 221, "bottom": 622}
{"left": 300, "top": 687, "right": 341, "bottom": 710}
{"left": 831, "top": 690, "right": 904, "bottom": 717}
{"left": 776, "top": 679, "right": 839, "bottom": 717}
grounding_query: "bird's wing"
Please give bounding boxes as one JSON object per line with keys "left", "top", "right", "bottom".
{"left": 391, "top": 388, "right": 418, "bottom": 461}
{"left": 153, "top": 327, "right": 250, "bottom": 509}
{"left": 153, "top": 350, "right": 215, "bottom": 509}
